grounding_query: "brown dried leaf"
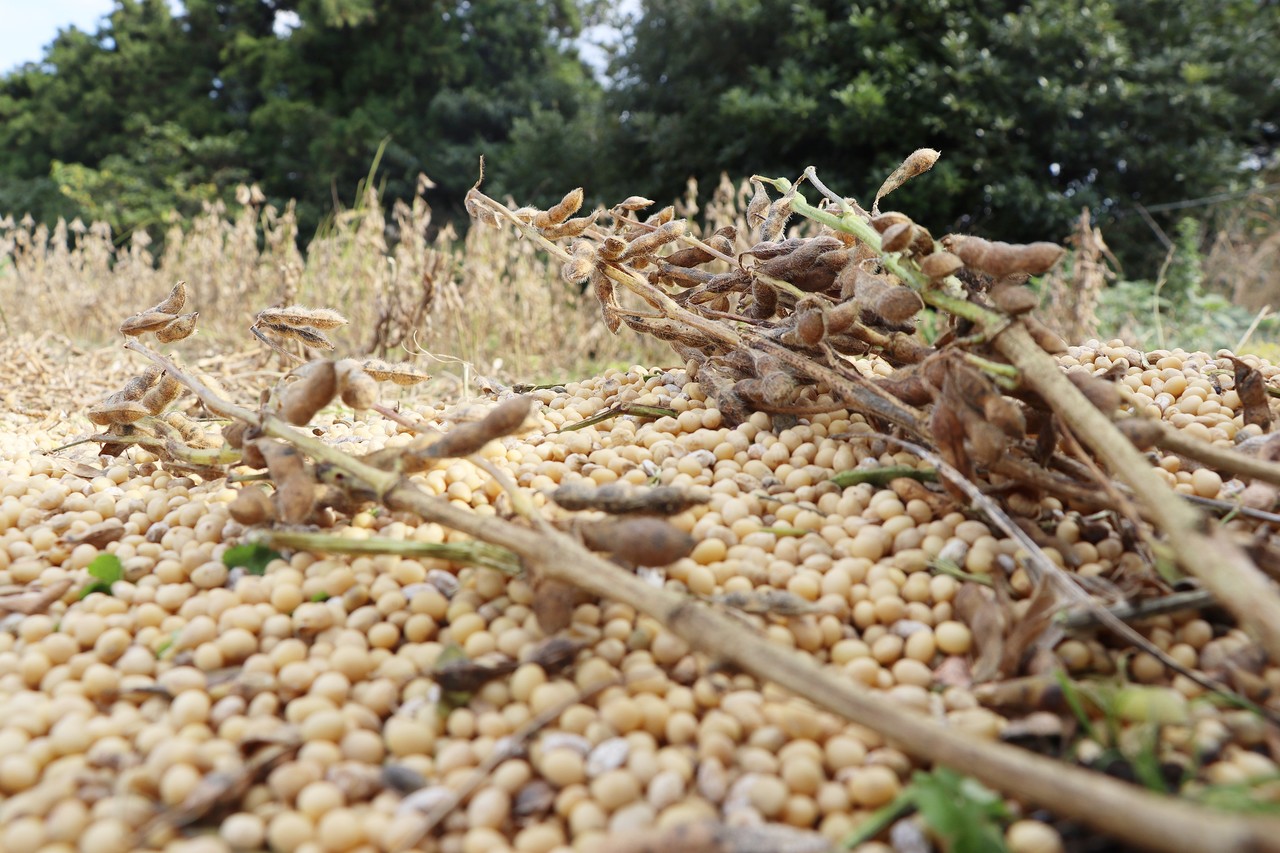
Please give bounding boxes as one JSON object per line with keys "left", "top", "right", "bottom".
{"left": 1229, "top": 356, "right": 1272, "bottom": 431}
{"left": 955, "top": 583, "right": 1007, "bottom": 683}
{"left": 873, "top": 148, "right": 940, "bottom": 211}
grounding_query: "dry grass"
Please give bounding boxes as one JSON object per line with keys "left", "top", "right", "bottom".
{"left": 0, "top": 174, "right": 689, "bottom": 383}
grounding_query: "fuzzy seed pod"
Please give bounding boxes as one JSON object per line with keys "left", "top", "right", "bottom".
{"left": 228, "top": 487, "right": 276, "bottom": 525}
{"left": 280, "top": 361, "right": 337, "bottom": 425}
{"left": 120, "top": 311, "right": 178, "bottom": 337}
{"left": 155, "top": 312, "right": 199, "bottom": 343}
{"left": 260, "top": 323, "right": 335, "bottom": 350}
{"left": 222, "top": 421, "right": 249, "bottom": 449}
{"left": 239, "top": 440, "right": 267, "bottom": 469}
{"left": 946, "top": 235, "right": 1066, "bottom": 277}
{"left": 87, "top": 396, "right": 150, "bottom": 426}
{"left": 615, "top": 195, "right": 655, "bottom": 212}
{"left": 756, "top": 235, "right": 843, "bottom": 292}
{"left": 598, "top": 236, "right": 628, "bottom": 261}
{"left": 797, "top": 310, "right": 826, "bottom": 346}
{"left": 164, "top": 411, "right": 210, "bottom": 446}
{"left": 853, "top": 269, "right": 891, "bottom": 305}
{"left": 918, "top": 251, "right": 964, "bottom": 280}
{"left": 426, "top": 396, "right": 533, "bottom": 459}
{"left": 760, "top": 195, "right": 794, "bottom": 242}
{"left": 257, "top": 305, "right": 348, "bottom": 330}
{"left": 591, "top": 269, "right": 621, "bottom": 334}
{"left": 578, "top": 518, "right": 696, "bottom": 566}
{"left": 870, "top": 212, "right": 913, "bottom": 233}
{"left": 990, "top": 279, "right": 1038, "bottom": 315}
{"left": 335, "top": 359, "right": 378, "bottom": 410}
{"left": 664, "top": 244, "right": 716, "bottom": 268}
{"left": 620, "top": 220, "right": 687, "bottom": 261}
{"left": 255, "top": 440, "right": 316, "bottom": 525}
{"left": 1239, "top": 482, "right": 1279, "bottom": 511}
{"left": 824, "top": 300, "right": 861, "bottom": 335}
{"left": 880, "top": 222, "right": 916, "bottom": 253}
{"left": 361, "top": 359, "right": 430, "bottom": 385}
{"left": 561, "top": 254, "right": 595, "bottom": 284}
{"left": 744, "top": 279, "right": 778, "bottom": 320}
{"left": 141, "top": 374, "right": 183, "bottom": 414}
{"left": 644, "top": 206, "right": 675, "bottom": 228}
{"left": 874, "top": 286, "right": 924, "bottom": 323}
{"left": 873, "top": 148, "right": 940, "bottom": 211}
{"left": 540, "top": 214, "right": 597, "bottom": 240}
{"left": 965, "top": 416, "right": 1007, "bottom": 465}
{"left": 531, "top": 571, "right": 591, "bottom": 634}
{"left": 533, "top": 187, "right": 584, "bottom": 228}
{"left": 120, "top": 367, "right": 164, "bottom": 401}
{"left": 149, "top": 281, "right": 187, "bottom": 315}
{"left": 746, "top": 180, "right": 770, "bottom": 230}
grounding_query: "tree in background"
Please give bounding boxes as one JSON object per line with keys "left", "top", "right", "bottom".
{"left": 0, "top": 0, "right": 604, "bottom": 239}
{"left": 605, "top": 0, "right": 1279, "bottom": 272}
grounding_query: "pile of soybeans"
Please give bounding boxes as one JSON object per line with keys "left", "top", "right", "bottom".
{"left": 0, "top": 336, "right": 1276, "bottom": 853}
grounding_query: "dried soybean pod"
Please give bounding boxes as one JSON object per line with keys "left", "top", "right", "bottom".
{"left": 121, "top": 367, "right": 164, "bottom": 401}
{"left": 222, "top": 421, "right": 249, "bottom": 449}
{"left": 870, "top": 211, "right": 913, "bottom": 233}
{"left": 335, "top": 359, "right": 378, "bottom": 410}
{"left": 947, "top": 235, "right": 1066, "bottom": 277}
{"left": 540, "top": 214, "right": 597, "bottom": 240}
{"left": 156, "top": 312, "right": 199, "bottom": 343}
{"left": 796, "top": 309, "right": 826, "bottom": 346}
{"left": 141, "top": 374, "right": 183, "bottom": 415}
{"left": 1116, "top": 417, "right": 1163, "bottom": 450}
{"left": 664, "top": 244, "right": 716, "bottom": 268}
{"left": 875, "top": 286, "right": 924, "bottom": 324}
{"left": 990, "top": 278, "right": 1038, "bottom": 315}
{"left": 280, "top": 361, "right": 337, "bottom": 425}
{"left": 880, "top": 222, "right": 916, "bottom": 253}
{"left": 121, "top": 311, "right": 178, "bottom": 337}
{"left": 427, "top": 396, "right": 533, "bottom": 458}
{"left": 619, "top": 220, "right": 687, "bottom": 261}
{"left": 614, "top": 195, "right": 655, "bottom": 212}
{"left": 578, "top": 517, "right": 696, "bottom": 566}
{"left": 873, "top": 148, "right": 940, "bottom": 211}
{"left": 261, "top": 322, "right": 335, "bottom": 350}
{"left": 256, "top": 305, "right": 349, "bottom": 331}
{"left": 87, "top": 396, "right": 151, "bottom": 426}
{"left": 747, "top": 180, "right": 770, "bottom": 230}
{"left": 533, "top": 187, "right": 584, "bottom": 228}
{"left": 255, "top": 440, "right": 316, "bottom": 524}
{"left": 592, "top": 268, "right": 622, "bottom": 334}
{"left": 983, "top": 394, "right": 1027, "bottom": 438}
{"left": 228, "top": 487, "right": 276, "bottom": 525}
{"left": 530, "top": 569, "right": 590, "bottom": 633}
{"left": 918, "top": 251, "right": 964, "bottom": 280}
{"left": 149, "top": 280, "right": 187, "bottom": 314}
{"left": 743, "top": 279, "right": 778, "bottom": 320}
{"left": 598, "top": 235, "right": 627, "bottom": 261}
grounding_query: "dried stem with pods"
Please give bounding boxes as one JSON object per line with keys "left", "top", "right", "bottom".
{"left": 121, "top": 339, "right": 1280, "bottom": 853}
{"left": 82, "top": 150, "right": 1280, "bottom": 852}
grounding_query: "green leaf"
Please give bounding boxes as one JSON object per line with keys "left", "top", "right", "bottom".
{"left": 310, "top": 592, "right": 331, "bottom": 602}
{"left": 909, "top": 768, "right": 1009, "bottom": 853}
{"left": 222, "top": 542, "right": 282, "bottom": 576}
{"left": 79, "top": 553, "right": 124, "bottom": 598}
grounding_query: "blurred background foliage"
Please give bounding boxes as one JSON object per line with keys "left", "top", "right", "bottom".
{"left": 0, "top": 0, "right": 1276, "bottom": 284}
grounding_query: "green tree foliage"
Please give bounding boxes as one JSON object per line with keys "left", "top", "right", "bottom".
{"left": 606, "top": 0, "right": 1279, "bottom": 271}
{"left": 0, "top": 0, "right": 603, "bottom": 238}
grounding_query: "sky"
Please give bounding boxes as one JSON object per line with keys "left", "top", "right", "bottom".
{"left": 0, "top": 0, "right": 122, "bottom": 74}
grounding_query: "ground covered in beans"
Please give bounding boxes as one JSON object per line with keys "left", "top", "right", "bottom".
{"left": 0, "top": 336, "right": 1277, "bottom": 853}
